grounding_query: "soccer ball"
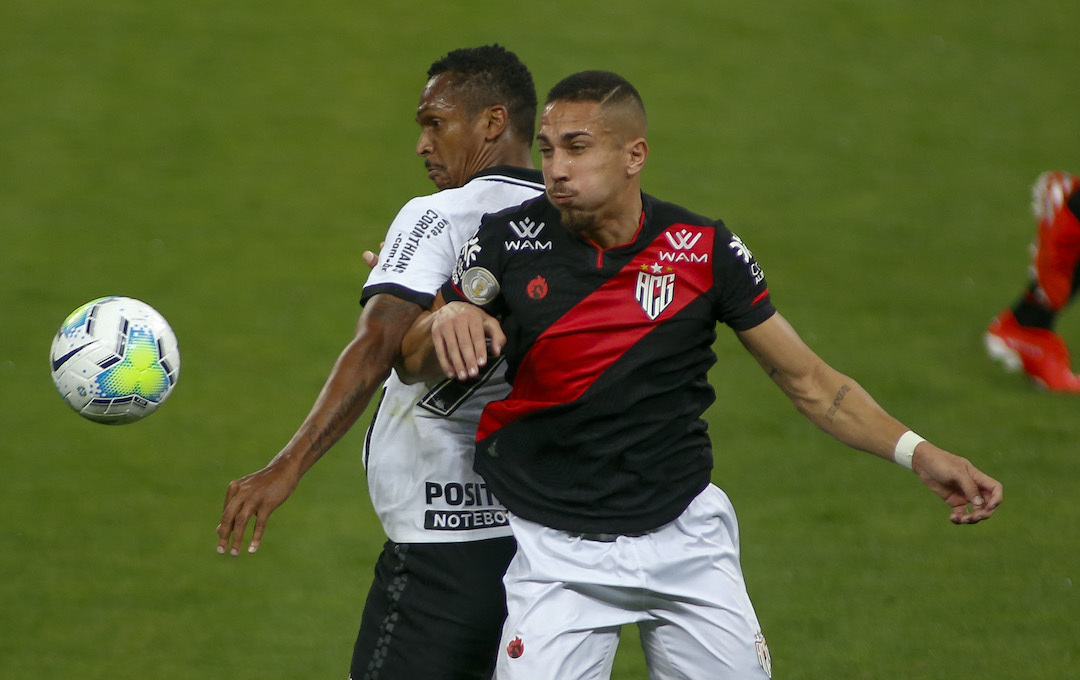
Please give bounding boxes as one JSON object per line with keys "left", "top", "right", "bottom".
{"left": 50, "top": 296, "right": 181, "bottom": 425}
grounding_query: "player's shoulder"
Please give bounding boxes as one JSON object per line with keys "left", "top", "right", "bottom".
{"left": 644, "top": 193, "right": 729, "bottom": 235}
{"left": 472, "top": 192, "right": 551, "bottom": 237}
{"left": 486, "top": 189, "right": 548, "bottom": 219}
{"left": 469, "top": 165, "right": 544, "bottom": 192}
{"left": 445, "top": 166, "right": 544, "bottom": 205}
{"left": 642, "top": 193, "right": 763, "bottom": 272}
{"left": 397, "top": 166, "right": 543, "bottom": 221}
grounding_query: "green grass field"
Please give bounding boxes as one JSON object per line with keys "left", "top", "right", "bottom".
{"left": 3, "top": 1, "right": 1078, "bottom": 677}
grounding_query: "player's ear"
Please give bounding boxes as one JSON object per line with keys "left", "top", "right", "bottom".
{"left": 482, "top": 105, "right": 510, "bottom": 142}
{"left": 626, "top": 137, "right": 648, "bottom": 178}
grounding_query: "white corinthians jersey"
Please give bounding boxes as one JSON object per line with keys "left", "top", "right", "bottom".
{"left": 361, "top": 166, "right": 544, "bottom": 543}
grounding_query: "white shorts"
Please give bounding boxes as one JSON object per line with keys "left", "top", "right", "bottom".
{"left": 495, "top": 484, "right": 772, "bottom": 680}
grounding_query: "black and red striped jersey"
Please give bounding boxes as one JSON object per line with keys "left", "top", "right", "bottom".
{"left": 440, "top": 192, "right": 776, "bottom": 535}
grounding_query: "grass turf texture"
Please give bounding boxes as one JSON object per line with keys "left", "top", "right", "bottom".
{"left": 2, "top": 0, "right": 1078, "bottom": 677}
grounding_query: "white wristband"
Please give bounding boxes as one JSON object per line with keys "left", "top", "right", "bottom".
{"left": 893, "top": 431, "right": 925, "bottom": 470}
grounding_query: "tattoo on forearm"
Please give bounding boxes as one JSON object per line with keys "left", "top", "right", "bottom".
{"left": 303, "top": 294, "right": 417, "bottom": 457}
{"left": 308, "top": 417, "right": 340, "bottom": 457}
{"left": 768, "top": 366, "right": 779, "bottom": 378}
{"left": 309, "top": 388, "right": 367, "bottom": 456}
{"left": 826, "top": 384, "right": 851, "bottom": 422}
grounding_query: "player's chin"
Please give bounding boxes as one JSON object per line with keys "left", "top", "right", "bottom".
{"left": 428, "top": 168, "right": 452, "bottom": 190}
{"left": 556, "top": 206, "right": 594, "bottom": 232}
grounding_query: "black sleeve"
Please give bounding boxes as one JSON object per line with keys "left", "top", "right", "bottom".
{"left": 439, "top": 219, "right": 507, "bottom": 316}
{"left": 712, "top": 226, "right": 776, "bottom": 330}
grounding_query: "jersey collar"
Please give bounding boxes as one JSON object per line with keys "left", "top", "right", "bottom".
{"left": 469, "top": 165, "right": 543, "bottom": 185}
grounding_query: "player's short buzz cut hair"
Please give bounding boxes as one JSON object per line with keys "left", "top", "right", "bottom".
{"left": 427, "top": 44, "right": 538, "bottom": 143}
{"left": 545, "top": 70, "right": 647, "bottom": 130}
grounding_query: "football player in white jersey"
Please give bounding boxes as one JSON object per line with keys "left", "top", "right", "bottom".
{"left": 215, "top": 45, "right": 544, "bottom": 680}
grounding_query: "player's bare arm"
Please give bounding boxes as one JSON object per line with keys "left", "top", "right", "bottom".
{"left": 400, "top": 297, "right": 506, "bottom": 383}
{"left": 216, "top": 293, "right": 423, "bottom": 556}
{"left": 394, "top": 291, "right": 446, "bottom": 384}
{"left": 737, "top": 313, "right": 1003, "bottom": 524}
{"left": 396, "top": 310, "right": 435, "bottom": 383}
{"left": 736, "top": 314, "right": 905, "bottom": 454}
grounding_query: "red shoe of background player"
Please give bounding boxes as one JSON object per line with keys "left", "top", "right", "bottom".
{"left": 985, "top": 310, "right": 1080, "bottom": 392}
{"left": 1031, "top": 171, "right": 1080, "bottom": 310}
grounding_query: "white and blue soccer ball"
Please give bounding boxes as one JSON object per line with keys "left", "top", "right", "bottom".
{"left": 50, "top": 296, "right": 181, "bottom": 425}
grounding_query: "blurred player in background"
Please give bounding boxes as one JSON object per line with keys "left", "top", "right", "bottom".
{"left": 414, "top": 70, "right": 1003, "bottom": 680}
{"left": 985, "top": 171, "right": 1080, "bottom": 392}
{"left": 215, "top": 45, "right": 543, "bottom": 680}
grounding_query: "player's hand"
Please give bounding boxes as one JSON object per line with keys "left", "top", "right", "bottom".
{"left": 911, "top": 445, "right": 1003, "bottom": 524}
{"left": 362, "top": 241, "right": 386, "bottom": 270}
{"left": 430, "top": 302, "right": 505, "bottom": 381}
{"left": 216, "top": 463, "right": 300, "bottom": 556}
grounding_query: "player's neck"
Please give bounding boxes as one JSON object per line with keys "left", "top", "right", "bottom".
{"left": 479, "top": 140, "right": 535, "bottom": 175}
{"left": 576, "top": 190, "right": 643, "bottom": 250}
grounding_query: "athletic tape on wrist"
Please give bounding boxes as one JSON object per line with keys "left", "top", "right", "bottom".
{"left": 893, "top": 431, "right": 925, "bottom": 470}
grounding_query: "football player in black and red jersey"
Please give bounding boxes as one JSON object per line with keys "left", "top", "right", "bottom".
{"left": 405, "top": 70, "right": 1003, "bottom": 680}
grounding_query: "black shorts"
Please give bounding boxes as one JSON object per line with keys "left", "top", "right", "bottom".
{"left": 350, "top": 536, "right": 517, "bottom": 680}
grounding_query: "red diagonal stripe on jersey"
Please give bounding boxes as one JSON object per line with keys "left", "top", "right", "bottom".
{"left": 478, "top": 225, "right": 715, "bottom": 440}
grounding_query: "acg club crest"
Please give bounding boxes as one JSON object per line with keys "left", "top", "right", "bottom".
{"left": 635, "top": 262, "right": 675, "bottom": 320}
